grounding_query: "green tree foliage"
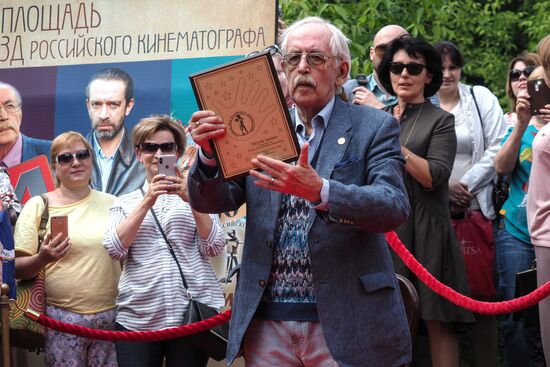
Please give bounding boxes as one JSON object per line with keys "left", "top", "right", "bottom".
{"left": 280, "top": 0, "right": 550, "bottom": 109}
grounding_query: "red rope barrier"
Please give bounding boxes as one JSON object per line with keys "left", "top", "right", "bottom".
{"left": 22, "top": 231, "right": 550, "bottom": 340}
{"left": 29, "top": 309, "right": 231, "bottom": 342}
{"left": 385, "top": 231, "right": 550, "bottom": 314}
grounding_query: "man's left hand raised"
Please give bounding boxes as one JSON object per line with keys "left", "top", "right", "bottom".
{"left": 250, "top": 143, "right": 323, "bottom": 203}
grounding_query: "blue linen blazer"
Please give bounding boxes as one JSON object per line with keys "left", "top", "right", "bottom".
{"left": 188, "top": 97, "right": 412, "bottom": 366}
{"left": 21, "top": 134, "right": 51, "bottom": 162}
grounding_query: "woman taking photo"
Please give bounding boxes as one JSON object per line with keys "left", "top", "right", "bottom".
{"left": 495, "top": 55, "right": 545, "bottom": 367}
{"left": 15, "top": 132, "right": 120, "bottom": 366}
{"left": 378, "top": 36, "right": 474, "bottom": 367}
{"left": 434, "top": 40, "right": 507, "bottom": 366}
{"left": 504, "top": 53, "right": 541, "bottom": 128}
{"left": 103, "top": 115, "right": 225, "bottom": 367}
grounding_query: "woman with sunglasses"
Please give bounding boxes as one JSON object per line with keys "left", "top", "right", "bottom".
{"left": 494, "top": 54, "right": 546, "bottom": 367}
{"left": 433, "top": 40, "right": 507, "bottom": 366}
{"left": 504, "top": 53, "right": 541, "bottom": 128}
{"left": 378, "top": 36, "right": 474, "bottom": 367}
{"left": 14, "top": 131, "right": 120, "bottom": 366}
{"left": 103, "top": 115, "right": 225, "bottom": 367}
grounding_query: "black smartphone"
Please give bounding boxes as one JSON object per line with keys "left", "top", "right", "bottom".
{"left": 356, "top": 74, "right": 368, "bottom": 87}
{"left": 527, "top": 78, "right": 550, "bottom": 115}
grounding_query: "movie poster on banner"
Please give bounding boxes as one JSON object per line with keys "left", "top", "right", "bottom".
{"left": 209, "top": 205, "right": 246, "bottom": 311}
{"left": 0, "top": 0, "right": 278, "bottom": 140}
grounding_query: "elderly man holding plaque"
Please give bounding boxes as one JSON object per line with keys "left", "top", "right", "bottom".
{"left": 187, "top": 16, "right": 411, "bottom": 367}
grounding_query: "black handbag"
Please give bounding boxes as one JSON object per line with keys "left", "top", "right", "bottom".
{"left": 513, "top": 260, "right": 539, "bottom": 328}
{"left": 145, "top": 190, "right": 229, "bottom": 361}
{"left": 492, "top": 176, "right": 510, "bottom": 214}
{"left": 183, "top": 297, "right": 229, "bottom": 361}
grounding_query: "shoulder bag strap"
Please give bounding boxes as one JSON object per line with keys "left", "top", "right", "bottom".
{"left": 470, "top": 86, "right": 487, "bottom": 151}
{"left": 139, "top": 188, "right": 192, "bottom": 297}
{"left": 37, "top": 194, "right": 49, "bottom": 250}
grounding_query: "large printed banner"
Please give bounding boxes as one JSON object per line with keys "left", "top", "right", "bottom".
{"left": 0, "top": 0, "right": 277, "bottom": 139}
{"left": 0, "top": 0, "right": 276, "bottom": 318}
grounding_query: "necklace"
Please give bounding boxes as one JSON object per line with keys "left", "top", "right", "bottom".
{"left": 402, "top": 102, "right": 424, "bottom": 147}
{"left": 439, "top": 91, "right": 460, "bottom": 113}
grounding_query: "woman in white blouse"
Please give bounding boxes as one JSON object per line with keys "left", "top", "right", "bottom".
{"left": 435, "top": 41, "right": 507, "bottom": 367}
{"left": 103, "top": 115, "right": 225, "bottom": 367}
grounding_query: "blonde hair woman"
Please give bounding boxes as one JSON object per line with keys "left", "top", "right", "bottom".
{"left": 15, "top": 131, "right": 120, "bottom": 366}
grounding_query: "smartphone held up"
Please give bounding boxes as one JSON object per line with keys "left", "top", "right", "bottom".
{"left": 527, "top": 78, "right": 550, "bottom": 115}
{"left": 158, "top": 155, "right": 178, "bottom": 177}
{"left": 51, "top": 215, "right": 68, "bottom": 241}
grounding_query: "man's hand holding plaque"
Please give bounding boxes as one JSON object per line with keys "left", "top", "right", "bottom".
{"left": 188, "top": 110, "right": 226, "bottom": 159}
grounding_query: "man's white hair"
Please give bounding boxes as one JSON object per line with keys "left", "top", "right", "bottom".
{"left": 281, "top": 17, "right": 351, "bottom": 66}
{"left": 0, "top": 82, "right": 22, "bottom": 105}
{"left": 280, "top": 16, "right": 351, "bottom": 87}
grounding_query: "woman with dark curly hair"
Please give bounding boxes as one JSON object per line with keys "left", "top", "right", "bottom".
{"left": 379, "top": 36, "right": 474, "bottom": 367}
{"left": 504, "top": 52, "right": 541, "bottom": 128}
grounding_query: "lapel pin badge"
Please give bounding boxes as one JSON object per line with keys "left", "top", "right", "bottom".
{"left": 337, "top": 137, "right": 346, "bottom": 145}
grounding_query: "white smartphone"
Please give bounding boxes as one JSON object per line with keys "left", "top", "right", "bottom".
{"left": 158, "top": 154, "right": 178, "bottom": 177}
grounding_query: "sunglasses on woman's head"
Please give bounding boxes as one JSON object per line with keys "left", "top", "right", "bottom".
{"left": 509, "top": 66, "right": 536, "bottom": 82}
{"left": 139, "top": 142, "right": 177, "bottom": 154}
{"left": 246, "top": 44, "right": 282, "bottom": 58}
{"left": 389, "top": 62, "right": 426, "bottom": 76}
{"left": 56, "top": 150, "right": 91, "bottom": 165}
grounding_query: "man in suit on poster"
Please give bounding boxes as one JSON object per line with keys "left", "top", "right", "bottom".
{"left": 0, "top": 82, "right": 51, "bottom": 167}
{"left": 187, "top": 16, "right": 411, "bottom": 367}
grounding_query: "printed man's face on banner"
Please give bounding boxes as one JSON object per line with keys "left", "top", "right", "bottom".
{"left": 0, "top": 87, "right": 22, "bottom": 147}
{"left": 87, "top": 79, "right": 134, "bottom": 140}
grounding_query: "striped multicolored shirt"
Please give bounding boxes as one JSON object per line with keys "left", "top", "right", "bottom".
{"left": 103, "top": 182, "right": 225, "bottom": 331}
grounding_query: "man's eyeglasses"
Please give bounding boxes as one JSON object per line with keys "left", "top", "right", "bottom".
{"left": 388, "top": 62, "right": 427, "bottom": 76}
{"left": 509, "top": 66, "right": 535, "bottom": 82}
{"left": 0, "top": 103, "right": 20, "bottom": 114}
{"left": 139, "top": 142, "right": 177, "bottom": 154}
{"left": 283, "top": 52, "right": 337, "bottom": 69}
{"left": 373, "top": 43, "right": 388, "bottom": 58}
{"left": 56, "top": 150, "right": 91, "bottom": 165}
{"left": 246, "top": 44, "right": 282, "bottom": 58}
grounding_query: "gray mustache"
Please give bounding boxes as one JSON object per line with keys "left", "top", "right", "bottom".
{"left": 294, "top": 76, "right": 316, "bottom": 88}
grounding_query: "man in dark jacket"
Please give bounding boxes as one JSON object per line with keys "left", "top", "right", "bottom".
{"left": 85, "top": 68, "right": 145, "bottom": 196}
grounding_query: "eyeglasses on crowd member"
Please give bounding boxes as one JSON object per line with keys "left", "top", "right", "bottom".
{"left": 14, "top": 131, "right": 120, "bottom": 367}
{"left": 103, "top": 114, "right": 225, "bottom": 367}
{"left": 187, "top": 16, "right": 412, "bottom": 367}
{"left": 379, "top": 35, "right": 475, "bottom": 367}
{"left": 494, "top": 53, "right": 548, "bottom": 367}
{"left": 342, "top": 24, "right": 409, "bottom": 108}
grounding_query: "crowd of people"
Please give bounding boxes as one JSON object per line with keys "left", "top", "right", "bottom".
{"left": 1, "top": 13, "right": 549, "bottom": 367}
